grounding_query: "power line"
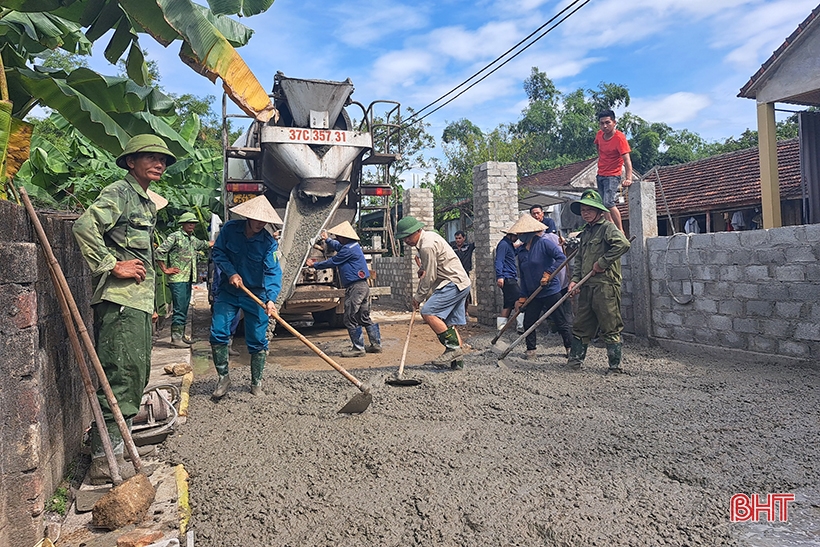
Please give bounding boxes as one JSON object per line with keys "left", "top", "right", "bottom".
{"left": 402, "top": 0, "right": 592, "bottom": 128}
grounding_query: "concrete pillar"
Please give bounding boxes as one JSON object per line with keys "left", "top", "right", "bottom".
{"left": 757, "top": 101, "right": 782, "bottom": 228}
{"left": 472, "top": 162, "right": 519, "bottom": 327}
{"left": 402, "top": 187, "right": 434, "bottom": 299}
{"left": 628, "top": 177, "right": 658, "bottom": 338}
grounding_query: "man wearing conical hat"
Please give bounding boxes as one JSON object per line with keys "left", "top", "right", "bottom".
{"left": 507, "top": 214, "right": 572, "bottom": 361}
{"left": 307, "top": 221, "right": 382, "bottom": 357}
{"left": 209, "top": 195, "right": 283, "bottom": 398}
{"left": 395, "top": 215, "right": 471, "bottom": 370}
{"left": 73, "top": 134, "right": 176, "bottom": 484}
{"left": 567, "top": 189, "right": 631, "bottom": 373}
{"left": 156, "top": 212, "right": 213, "bottom": 347}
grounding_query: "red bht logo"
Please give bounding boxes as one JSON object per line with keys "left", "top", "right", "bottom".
{"left": 731, "top": 493, "right": 795, "bottom": 522}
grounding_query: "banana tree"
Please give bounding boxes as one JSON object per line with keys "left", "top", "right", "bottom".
{"left": 0, "top": 0, "right": 277, "bottom": 200}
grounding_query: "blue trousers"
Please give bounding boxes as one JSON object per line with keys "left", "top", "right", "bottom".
{"left": 209, "top": 290, "right": 270, "bottom": 353}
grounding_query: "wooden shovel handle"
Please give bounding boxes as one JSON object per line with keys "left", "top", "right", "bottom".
{"left": 236, "top": 283, "right": 369, "bottom": 394}
{"left": 398, "top": 309, "right": 416, "bottom": 378}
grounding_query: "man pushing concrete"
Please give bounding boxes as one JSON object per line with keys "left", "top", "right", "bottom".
{"left": 395, "top": 216, "right": 471, "bottom": 370}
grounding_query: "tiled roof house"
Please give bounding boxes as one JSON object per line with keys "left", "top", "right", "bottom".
{"left": 617, "top": 138, "right": 803, "bottom": 234}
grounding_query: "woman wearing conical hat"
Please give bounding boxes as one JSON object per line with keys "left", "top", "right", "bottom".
{"left": 209, "top": 195, "right": 283, "bottom": 398}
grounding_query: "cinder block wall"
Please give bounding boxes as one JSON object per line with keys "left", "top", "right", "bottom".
{"left": 372, "top": 256, "right": 412, "bottom": 309}
{"left": 0, "top": 199, "right": 91, "bottom": 546}
{"left": 646, "top": 225, "right": 820, "bottom": 359}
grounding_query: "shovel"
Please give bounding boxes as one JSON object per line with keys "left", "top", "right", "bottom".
{"left": 386, "top": 309, "right": 422, "bottom": 387}
{"left": 237, "top": 283, "right": 372, "bottom": 413}
{"left": 491, "top": 248, "right": 577, "bottom": 353}
{"left": 497, "top": 268, "right": 596, "bottom": 368}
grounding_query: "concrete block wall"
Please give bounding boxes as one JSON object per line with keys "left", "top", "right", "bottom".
{"left": 646, "top": 224, "right": 820, "bottom": 359}
{"left": 472, "top": 162, "right": 519, "bottom": 327}
{"left": 372, "top": 256, "right": 412, "bottom": 309}
{"left": 0, "top": 199, "right": 91, "bottom": 546}
{"left": 401, "top": 188, "right": 435, "bottom": 301}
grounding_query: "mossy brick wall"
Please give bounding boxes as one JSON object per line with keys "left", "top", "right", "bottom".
{"left": 0, "top": 199, "right": 92, "bottom": 546}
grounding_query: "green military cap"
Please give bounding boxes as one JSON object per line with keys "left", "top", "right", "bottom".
{"left": 395, "top": 216, "right": 425, "bottom": 239}
{"left": 116, "top": 134, "right": 177, "bottom": 169}
{"left": 570, "top": 189, "right": 609, "bottom": 215}
{"left": 178, "top": 212, "right": 198, "bottom": 224}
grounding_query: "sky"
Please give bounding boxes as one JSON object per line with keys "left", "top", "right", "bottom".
{"left": 89, "top": 0, "right": 818, "bottom": 171}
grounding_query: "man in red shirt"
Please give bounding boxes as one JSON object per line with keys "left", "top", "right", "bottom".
{"left": 593, "top": 109, "right": 633, "bottom": 232}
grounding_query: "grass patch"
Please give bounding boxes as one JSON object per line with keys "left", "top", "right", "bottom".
{"left": 46, "top": 485, "right": 69, "bottom": 516}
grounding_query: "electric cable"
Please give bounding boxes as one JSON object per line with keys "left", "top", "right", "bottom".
{"left": 402, "top": 0, "right": 592, "bottom": 128}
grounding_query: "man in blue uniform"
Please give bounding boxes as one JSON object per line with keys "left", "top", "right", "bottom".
{"left": 209, "top": 195, "right": 283, "bottom": 397}
{"left": 307, "top": 221, "right": 381, "bottom": 357}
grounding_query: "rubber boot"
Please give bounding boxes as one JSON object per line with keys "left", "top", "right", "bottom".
{"left": 516, "top": 313, "right": 525, "bottom": 334}
{"left": 567, "top": 336, "right": 587, "bottom": 369}
{"left": 365, "top": 324, "right": 383, "bottom": 353}
{"left": 170, "top": 325, "right": 190, "bottom": 348}
{"left": 496, "top": 317, "right": 508, "bottom": 331}
{"left": 606, "top": 342, "right": 625, "bottom": 374}
{"left": 342, "top": 327, "right": 366, "bottom": 357}
{"left": 250, "top": 351, "right": 267, "bottom": 395}
{"left": 211, "top": 344, "right": 231, "bottom": 398}
{"left": 89, "top": 452, "right": 136, "bottom": 485}
{"left": 428, "top": 327, "right": 463, "bottom": 368}
{"left": 228, "top": 337, "right": 240, "bottom": 356}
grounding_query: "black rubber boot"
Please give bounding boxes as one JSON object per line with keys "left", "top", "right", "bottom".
{"left": 365, "top": 325, "right": 383, "bottom": 353}
{"left": 567, "top": 336, "right": 587, "bottom": 369}
{"left": 250, "top": 351, "right": 267, "bottom": 394}
{"left": 606, "top": 342, "right": 624, "bottom": 374}
{"left": 211, "top": 344, "right": 231, "bottom": 398}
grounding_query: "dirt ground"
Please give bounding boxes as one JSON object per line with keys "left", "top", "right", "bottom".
{"left": 163, "top": 298, "right": 820, "bottom": 546}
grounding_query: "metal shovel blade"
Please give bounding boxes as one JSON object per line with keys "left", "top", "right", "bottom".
{"left": 385, "top": 376, "right": 422, "bottom": 387}
{"left": 338, "top": 392, "right": 372, "bottom": 414}
{"left": 491, "top": 338, "right": 509, "bottom": 353}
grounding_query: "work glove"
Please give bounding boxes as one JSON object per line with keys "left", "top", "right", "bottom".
{"left": 540, "top": 271, "right": 553, "bottom": 286}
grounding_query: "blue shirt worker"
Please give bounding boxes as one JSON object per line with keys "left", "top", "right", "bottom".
{"left": 209, "top": 195, "right": 283, "bottom": 398}
{"left": 494, "top": 231, "right": 519, "bottom": 331}
{"left": 72, "top": 134, "right": 176, "bottom": 484}
{"left": 510, "top": 215, "right": 572, "bottom": 360}
{"left": 307, "top": 221, "right": 381, "bottom": 357}
{"left": 395, "top": 216, "right": 471, "bottom": 371}
{"left": 155, "top": 211, "right": 212, "bottom": 347}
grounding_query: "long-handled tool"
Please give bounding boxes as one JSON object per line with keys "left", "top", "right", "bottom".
{"left": 497, "top": 269, "right": 596, "bottom": 368}
{"left": 238, "top": 283, "right": 372, "bottom": 413}
{"left": 491, "top": 248, "right": 577, "bottom": 353}
{"left": 19, "top": 188, "right": 147, "bottom": 475}
{"left": 385, "top": 309, "right": 422, "bottom": 387}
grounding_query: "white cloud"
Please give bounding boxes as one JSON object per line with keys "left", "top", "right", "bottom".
{"left": 329, "top": 2, "right": 429, "bottom": 47}
{"left": 629, "top": 92, "right": 712, "bottom": 125}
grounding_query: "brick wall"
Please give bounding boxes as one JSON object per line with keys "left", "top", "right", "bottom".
{"left": 645, "top": 225, "right": 820, "bottom": 359}
{"left": 0, "top": 199, "right": 91, "bottom": 546}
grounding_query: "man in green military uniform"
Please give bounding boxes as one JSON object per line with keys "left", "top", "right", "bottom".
{"left": 156, "top": 212, "right": 212, "bottom": 347}
{"left": 567, "top": 189, "right": 631, "bottom": 373}
{"left": 73, "top": 134, "right": 176, "bottom": 484}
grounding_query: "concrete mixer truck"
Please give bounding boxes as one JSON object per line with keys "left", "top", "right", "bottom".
{"left": 215, "top": 73, "right": 400, "bottom": 327}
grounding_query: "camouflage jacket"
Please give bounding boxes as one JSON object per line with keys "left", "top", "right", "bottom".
{"left": 571, "top": 217, "right": 630, "bottom": 286}
{"left": 72, "top": 174, "right": 157, "bottom": 314}
{"left": 155, "top": 229, "right": 210, "bottom": 283}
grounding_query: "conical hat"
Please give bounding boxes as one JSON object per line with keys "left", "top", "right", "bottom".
{"left": 506, "top": 214, "right": 547, "bottom": 234}
{"left": 147, "top": 189, "right": 168, "bottom": 210}
{"left": 229, "top": 195, "right": 283, "bottom": 225}
{"left": 326, "top": 220, "right": 359, "bottom": 241}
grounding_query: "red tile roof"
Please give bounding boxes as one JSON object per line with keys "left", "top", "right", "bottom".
{"left": 738, "top": 4, "right": 820, "bottom": 99}
{"left": 519, "top": 158, "right": 596, "bottom": 189}
{"left": 619, "top": 138, "right": 801, "bottom": 218}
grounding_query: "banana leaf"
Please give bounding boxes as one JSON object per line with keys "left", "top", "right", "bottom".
{"left": 206, "top": 0, "right": 275, "bottom": 18}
